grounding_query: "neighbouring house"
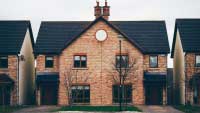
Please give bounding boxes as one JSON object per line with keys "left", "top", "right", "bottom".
{"left": 171, "top": 19, "right": 200, "bottom": 105}
{"left": 0, "top": 21, "right": 35, "bottom": 105}
{"left": 34, "top": 1, "right": 170, "bottom": 105}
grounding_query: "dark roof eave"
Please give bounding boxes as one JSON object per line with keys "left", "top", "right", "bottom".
{"left": 0, "top": 52, "right": 20, "bottom": 55}
{"left": 34, "top": 52, "right": 60, "bottom": 56}
{"left": 144, "top": 51, "right": 170, "bottom": 54}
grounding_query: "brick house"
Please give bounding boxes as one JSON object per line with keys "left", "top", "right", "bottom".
{"left": 34, "top": 1, "right": 170, "bottom": 105}
{"left": 171, "top": 19, "right": 200, "bottom": 105}
{"left": 0, "top": 21, "right": 35, "bottom": 105}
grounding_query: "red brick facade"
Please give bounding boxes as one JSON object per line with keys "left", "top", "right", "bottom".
{"left": 0, "top": 55, "right": 18, "bottom": 105}
{"left": 185, "top": 53, "right": 200, "bottom": 104}
{"left": 36, "top": 20, "right": 168, "bottom": 105}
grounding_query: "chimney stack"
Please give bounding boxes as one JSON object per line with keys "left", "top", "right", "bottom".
{"left": 94, "top": 0, "right": 110, "bottom": 20}
{"left": 94, "top": 0, "right": 102, "bottom": 19}
{"left": 103, "top": 0, "right": 110, "bottom": 20}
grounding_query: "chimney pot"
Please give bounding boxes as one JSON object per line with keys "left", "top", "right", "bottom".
{"left": 102, "top": 0, "right": 110, "bottom": 20}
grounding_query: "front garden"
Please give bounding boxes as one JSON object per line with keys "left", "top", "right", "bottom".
{"left": 52, "top": 106, "right": 142, "bottom": 112}
{"left": 0, "top": 106, "right": 26, "bottom": 113}
{"left": 174, "top": 105, "right": 200, "bottom": 113}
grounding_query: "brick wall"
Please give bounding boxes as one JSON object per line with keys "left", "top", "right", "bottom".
{"left": 144, "top": 55, "right": 167, "bottom": 73}
{"left": 0, "top": 55, "right": 18, "bottom": 105}
{"left": 36, "top": 55, "right": 59, "bottom": 72}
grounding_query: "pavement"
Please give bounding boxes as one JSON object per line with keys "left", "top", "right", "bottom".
{"left": 136, "top": 105, "right": 184, "bottom": 113}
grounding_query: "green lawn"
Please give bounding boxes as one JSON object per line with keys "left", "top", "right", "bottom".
{"left": 0, "top": 106, "right": 26, "bottom": 113}
{"left": 174, "top": 105, "right": 200, "bottom": 113}
{"left": 52, "top": 106, "right": 142, "bottom": 112}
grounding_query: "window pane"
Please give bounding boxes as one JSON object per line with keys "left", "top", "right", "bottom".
{"left": 46, "top": 57, "right": 53, "bottom": 60}
{"left": 81, "top": 61, "right": 86, "bottom": 67}
{"left": 0, "top": 56, "right": 8, "bottom": 68}
{"left": 45, "top": 56, "right": 53, "bottom": 68}
{"left": 74, "top": 61, "right": 80, "bottom": 68}
{"left": 81, "top": 56, "right": 87, "bottom": 67}
{"left": 81, "top": 56, "right": 86, "bottom": 61}
{"left": 74, "top": 56, "right": 80, "bottom": 61}
{"left": 196, "top": 55, "right": 200, "bottom": 67}
{"left": 150, "top": 56, "right": 158, "bottom": 68}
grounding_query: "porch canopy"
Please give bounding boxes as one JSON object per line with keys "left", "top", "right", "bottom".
{"left": 0, "top": 74, "right": 14, "bottom": 85}
{"left": 36, "top": 72, "right": 59, "bottom": 85}
{"left": 143, "top": 72, "right": 166, "bottom": 85}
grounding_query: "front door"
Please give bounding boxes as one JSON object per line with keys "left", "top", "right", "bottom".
{"left": 0, "top": 85, "right": 11, "bottom": 105}
{"left": 41, "top": 84, "right": 58, "bottom": 105}
{"left": 145, "top": 85, "right": 163, "bottom": 105}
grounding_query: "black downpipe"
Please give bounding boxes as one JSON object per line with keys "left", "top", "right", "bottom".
{"left": 17, "top": 55, "right": 20, "bottom": 105}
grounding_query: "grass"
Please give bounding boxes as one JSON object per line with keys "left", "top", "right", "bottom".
{"left": 174, "top": 105, "right": 200, "bottom": 113}
{"left": 52, "top": 106, "right": 142, "bottom": 112}
{"left": 0, "top": 106, "right": 26, "bottom": 113}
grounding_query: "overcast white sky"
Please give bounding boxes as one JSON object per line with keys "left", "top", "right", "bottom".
{"left": 0, "top": 0, "right": 200, "bottom": 67}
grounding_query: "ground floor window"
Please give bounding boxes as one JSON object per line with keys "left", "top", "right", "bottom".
{"left": 112, "top": 85, "right": 132, "bottom": 103}
{"left": 72, "top": 85, "right": 90, "bottom": 103}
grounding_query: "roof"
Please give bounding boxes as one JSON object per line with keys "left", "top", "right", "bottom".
{"left": 0, "top": 20, "right": 34, "bottom": 55}
{"left": 171, "top": 19, "right": 200, "bottom": 58}
{"left": 36, "top": 72, "right": 59, "bottom": 84}
{"left": 0, "top": 74, "right": 14, "bottom": 84}
{"left": 35, "top": 17, "right": 170, "bottom": 55}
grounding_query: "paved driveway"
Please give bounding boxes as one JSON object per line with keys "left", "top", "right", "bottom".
{"left": 136, "top": 105, "right": 183, "bottom": 113}
{"left": 13, "top": 105, "right": 183, "bottom": 113}
{"left": 13, "top": 106, "right": 59, "bottom": 113}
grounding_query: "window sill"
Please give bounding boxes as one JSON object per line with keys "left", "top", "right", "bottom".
{"left": 149, "top": 67, "right": 159, "bottom": 68}
{"left": 115, "top": 67, "right": 130, "bottom": 69}
{"left": 72, "top": 68, "right": 88, "bottom": 70}
{"left": 71, "top": 103, "right": 90, "bottom": 105}
{"left": 112, "top": 102, "right": 132, "bottom": 105}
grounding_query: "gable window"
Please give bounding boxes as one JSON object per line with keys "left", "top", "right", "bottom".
{"left": 0, "top": 56, "right": 8, "bottom": 68}
{"left": 71, "top": 85, "right": 90, "bottom": 103}
{"left": 196, "top": 55, "right": 200, "bottom": 67}
{"left": 149, "top": 55, "right": 158, "bottom": 68}
{"left": 74, "top": 55, "right": 87, "bottom": 68}
{"left": 116, "top": 55, "right": 129, "bottom": 68}
{"left": 45, "top": 56, "right": 54, "bottom": 68}
{"left": 113, "top": 85, "right": 132, "bottom": 103}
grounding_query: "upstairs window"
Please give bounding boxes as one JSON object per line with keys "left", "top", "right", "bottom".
{"left": 74, "top": 55, "right": 87, "bottom": 68}
{"left": 196, "top": 55, "right": 200, "bottom": 67}
{"left": 45, "top": 56, "right": 54, "bottom": 68}
{"left": 0, "top": 56, "right": 8, "bottom": 68}
{"left": 116, "top": 55, "right": 129, "bottom": 68}
{"left": 149, "top": 55, "right": 158, "bottom": 68}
